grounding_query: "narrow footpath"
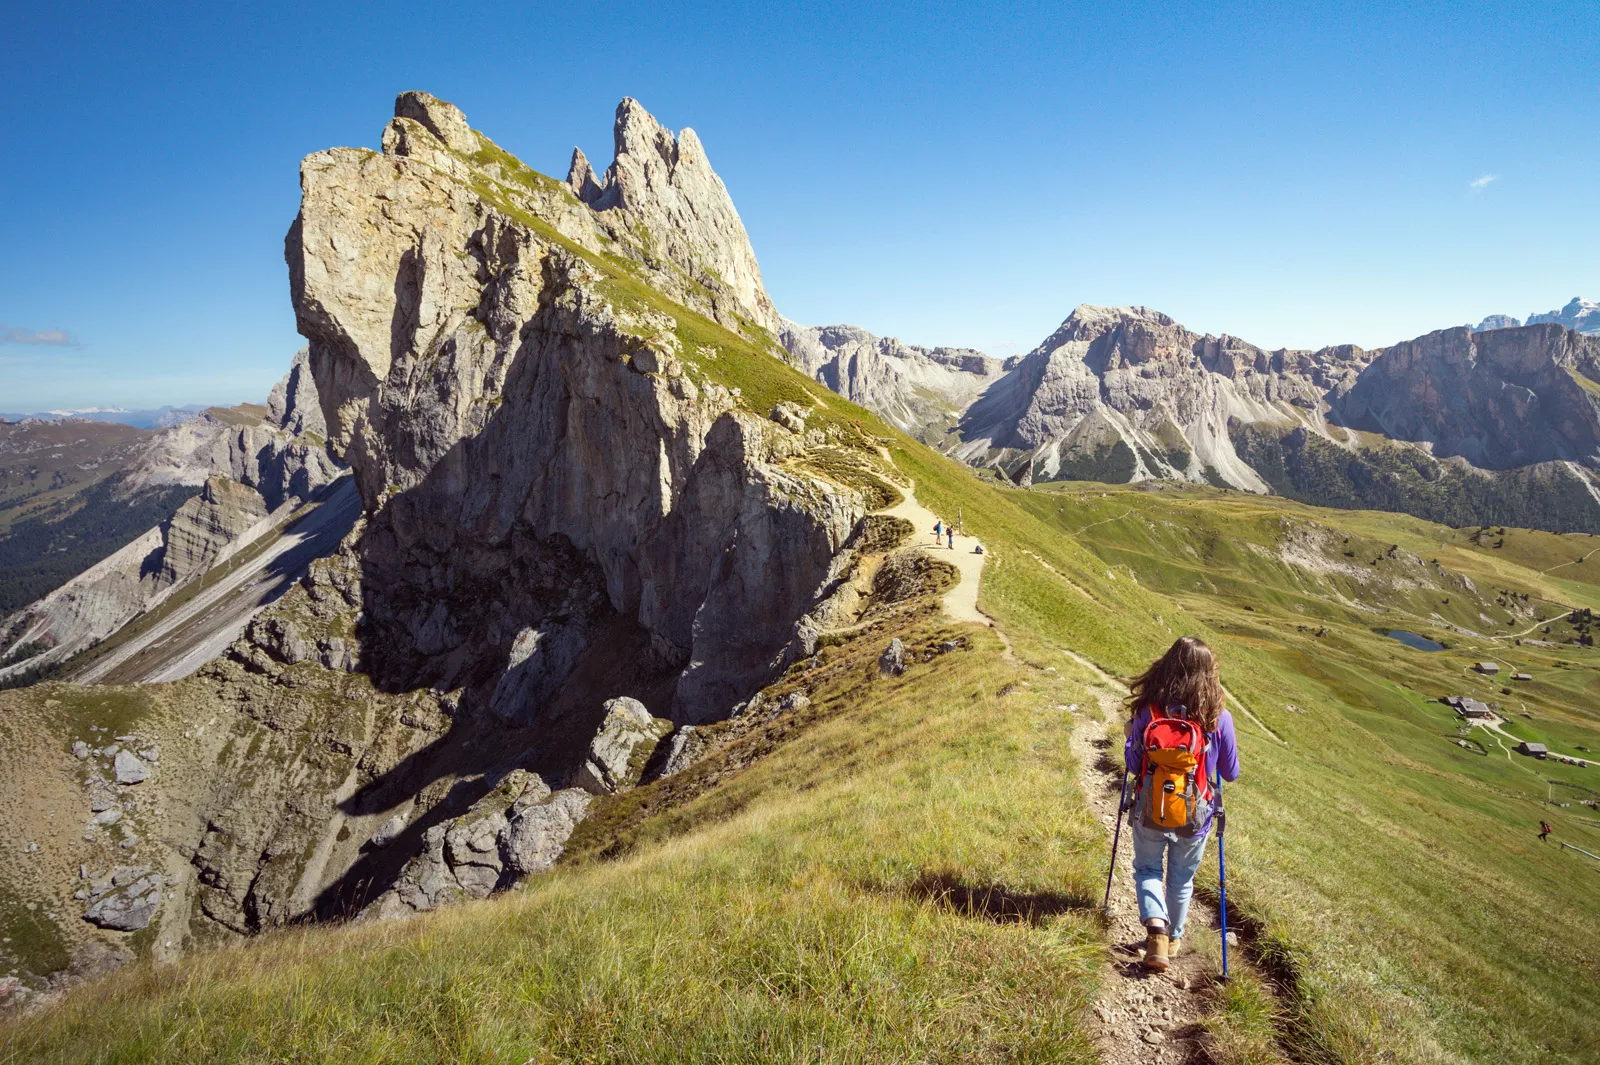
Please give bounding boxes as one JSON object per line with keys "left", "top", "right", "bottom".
{"left": 882, "top": 476, "right": 1284, "bottom": 1062}
{"left": 1069, "top": 694, "right": 1225, "bottom": 1064}
{"left": 881, "top": 483, "right": 989, "bottom": 626}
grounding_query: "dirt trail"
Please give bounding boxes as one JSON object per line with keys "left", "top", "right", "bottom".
{"left": 1541, "top": 548, "right": 1600, "bottom": 575}
{"left": 1067, "top": 679, "right": 1230, "bottom": 1064}
{"left": 882, "top": 483, "right": 990, "bottom": 626}
{"left": 1494, "top": 608, "right": 1574, "bottom": 641}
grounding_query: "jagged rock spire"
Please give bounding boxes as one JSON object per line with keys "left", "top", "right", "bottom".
{"left": 565, "top": 98, "right": 779, "bottom": 332}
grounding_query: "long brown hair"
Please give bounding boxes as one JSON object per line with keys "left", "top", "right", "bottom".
{"left": 1126, "top": 636, "right": 1224, "bottom": 731}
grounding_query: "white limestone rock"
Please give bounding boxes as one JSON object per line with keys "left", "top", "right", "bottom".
{"left": 567, "top": 98, "right": 779, "bottom": 332}
{"left": 393, "top": 90, "right": 477, "bottom": 154}
{"left": 500, "top": 788, "right": 592, "bottom": 876}
{"left": 113, "top": 750, "right": 149, "bottom": 785}
{"left": 574, "top": 698, "right": 672, "bottom": 794}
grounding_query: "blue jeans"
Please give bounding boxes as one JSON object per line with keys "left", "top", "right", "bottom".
{"left": 1130, "top": 819, "right": 1210, "bottom": 938}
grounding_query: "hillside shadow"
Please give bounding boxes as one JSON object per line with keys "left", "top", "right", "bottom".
{"left": 900, "top": 871, "right": 1097, "bottom": 926}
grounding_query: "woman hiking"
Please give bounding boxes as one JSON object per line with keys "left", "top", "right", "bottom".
{"left": 1123, "top": 636, "right": 1240, "bottom": 972}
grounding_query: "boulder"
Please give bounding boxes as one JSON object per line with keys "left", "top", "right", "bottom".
{"left": 370, "top": 813, "right": 407, "bottom": 849}
{"left": 770, "top": 402, "right": 808, "bottom": 434}
{"left": 393, "top": 824, "right": 464, "bottom": 914}
{"left": 71, "top": 741, "right": 89, "bottom": 760}
{"left": 879, "top": 638, "right": 906, "bottom": 677}
{"left": 501, "top": 789, "right": 592, "bottom": 876}
{"left": 574, "top": 698, "right": 672, "bottom": 794}
{"left": 113, "top": 750, "right": 149, "bottom": 785}
{"left": 445, "top": 811, "right": 510, "bottom": 898}
{"left": 83, "top": 874, "right": 161, "bottom": 932}
{"left": 657, "top": 725, "right": 708, "bottom": 779}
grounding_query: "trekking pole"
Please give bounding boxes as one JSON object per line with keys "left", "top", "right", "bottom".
{"left": 1216, "top": 776, "right": 1230, "bottom": 981}
{"left": 1102, "top": 770, "right": 1132, "bottom": 911}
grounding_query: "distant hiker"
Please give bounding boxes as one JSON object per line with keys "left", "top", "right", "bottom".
{"left": 1123, "top": 636, "right": 1240, "bottom": 972}
{"left": 947, "top": 527, "right": 955, "bottom": 549}
{"left": 932, "top": 519, "right": 942, "bottom": 544}
{"left": 1539, "top": 820, "right": 1553, "bottom": 843}
{"left": 973, "top": 543, "right": 984, "bottom": 555}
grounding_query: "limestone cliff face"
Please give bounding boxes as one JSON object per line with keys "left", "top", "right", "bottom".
{"left": 1331, "top": 323, "right": 1600, "bottom": 470}
{"left": 777, "top": 319, "right": 1007, "bottom": 441}
{"left": 288, "top": 92, "right": 859, "bottom": 724}
{"left": 133, "top": 90, "right": 871, "bottom": 939}
{"left": 0, "top": 94, "right": 871, "bottom": 965}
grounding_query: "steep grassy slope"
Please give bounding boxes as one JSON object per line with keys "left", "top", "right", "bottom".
{"left": 3, "top": 615, "right": 1114, "bottom": 1063}
{"left": 982, "top": 480, "right": 1600, "bottom": 1064}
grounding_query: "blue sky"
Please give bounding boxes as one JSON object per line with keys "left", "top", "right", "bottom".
{"left": 2, "top": 1, "right": 1596, "bottom": 410}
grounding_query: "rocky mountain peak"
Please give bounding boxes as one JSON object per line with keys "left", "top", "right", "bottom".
{"left": 777, "top": 318, "right": 1004, "bottom": 440}
{"left": 565, "top": 98, "right": 778, "bottom": 331}
{"left": 392, "top": 90, "right": 476, "bottom": 153}
{"left": 1058, "top": 304, "right": 1180, "bottom": 337}
{"left": 1528, "top": 296, "right": 1600, "bottom": 336}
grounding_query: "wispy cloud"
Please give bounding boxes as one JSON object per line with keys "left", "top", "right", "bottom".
{"left": 1468, "top": 174, "right": 1498, "bottom": 191}
{"left": 0, "top": 325, "right": 80, "bottom": 347}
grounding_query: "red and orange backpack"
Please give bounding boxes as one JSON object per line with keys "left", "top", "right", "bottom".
{"left": 1133, "top": 704, "right": 1213, "bottom": 836}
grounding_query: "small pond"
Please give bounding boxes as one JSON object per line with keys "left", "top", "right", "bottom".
{"left": 1387, "top": 630, "right": 1445, "bottom": 652}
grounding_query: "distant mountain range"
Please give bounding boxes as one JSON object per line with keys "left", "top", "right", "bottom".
{"left": 1473, "top": 297, "right": 1600, "bottom": 336}
{"left": 784, "top": 303, "right": 1600, "bottom": 534}
{"left": 0, "top": 404, "right": 210, "bottom": 429}
{"left": 0, "top": 350, "right": 345, "bottom": 685}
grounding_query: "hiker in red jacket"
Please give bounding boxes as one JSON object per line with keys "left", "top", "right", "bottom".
{"left": 1539, "top": 821, "right": 1553, "bottom": 842}
{"left": 1123, "top": 636, "right": 1240, "bottom": 971}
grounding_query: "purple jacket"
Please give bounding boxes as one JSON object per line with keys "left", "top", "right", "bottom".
{"left": 1123, "top": 705, "right": 1240, "bottom": 835}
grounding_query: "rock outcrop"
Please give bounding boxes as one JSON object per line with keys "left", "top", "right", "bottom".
{"left": 287, "top": 90, "right": 865, "bottom": 722}
{"left": 155, "top": 476, "right": 270, "bottom": 585}
{"left": 365, "top": 770, "right": 595, "bottom": 918}
{"left": 573, "top": 698, "right": 672, "bottom": 794}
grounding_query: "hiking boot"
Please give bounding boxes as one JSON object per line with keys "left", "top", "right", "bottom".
{"left": 1168, "top": 936, "right": 1182, "bottom": 958}
{"left": 1142, "top": 931, "right": 1170, "bottom": 971}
